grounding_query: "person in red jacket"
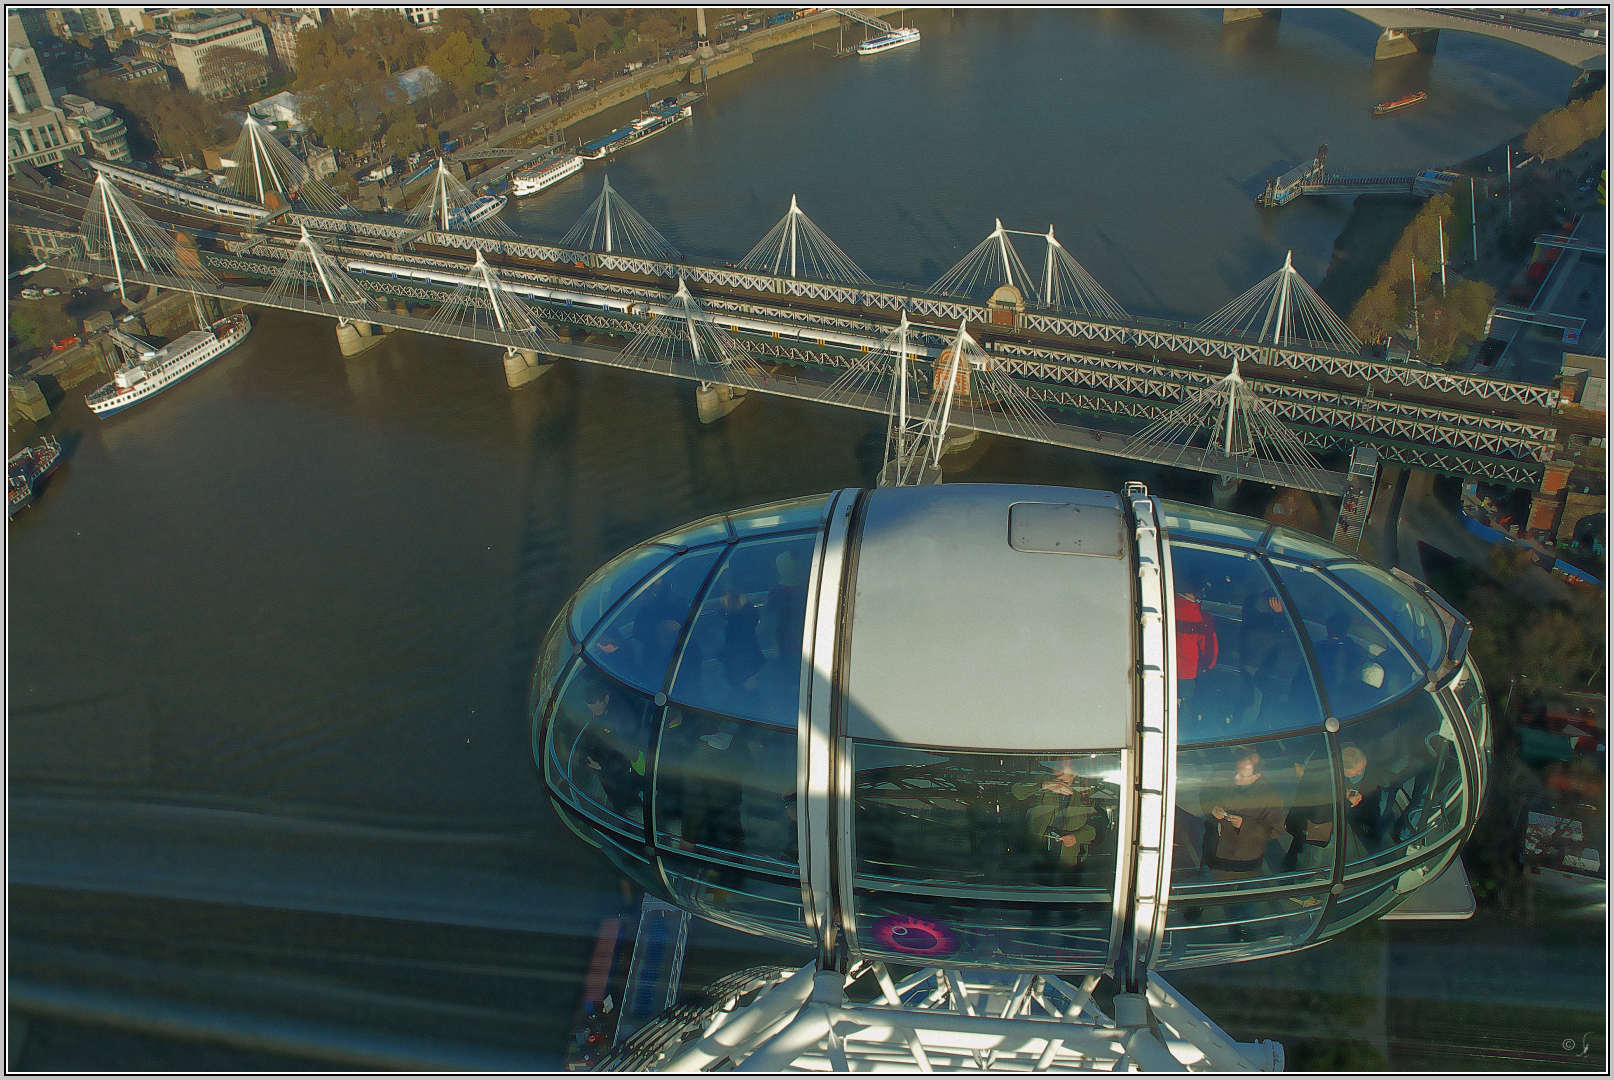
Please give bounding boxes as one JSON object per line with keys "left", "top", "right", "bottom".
{"left": 1175, "top": 590, "right": 1219, "bottom": 713}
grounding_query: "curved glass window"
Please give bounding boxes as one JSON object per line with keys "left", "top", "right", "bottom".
{"left": 668, "top": 533, "right": 818, "bottom": 727}
{"left": 662, "top": 854, "right": 810, "bottom": 946}
{"left": 1319, "top": 875, "right": 1404, "bottom": 935}
{"left": 854, "top": 889, "right": 1111, "bottom": 971}
{"left": 653, "top": 706, "right": 798, "bottom": 872}
{"left": 648, "top": 512, "right": 731, "bottom": 550}
{"left": 532, "top": 606, "right": 574, "bottom": 726}
{"left": 853, "top": 744, "right": 1122, "bottom": 893}
{"left": 1160, "top": 501, "right": 1268, "bottom": 547}
{"left": 586, "top": 546, "right": 724, "bottom": 694}
{"left": 1264, "top": 525, "right": 1350, "bottom": 563}
{"left": 1451, "top": 656, "right": 1491, "bottom": 788}
{"left": 1329, "top": 564, "right": 1445, "bottom": 671}
{"left": 1270, "top": 561, "right": 1419, "bottom": 720}
{"left": 1339, "top": 692, "right": 1466, "bottom": 875}
{"left": 1170, "top": 544, "right": 1324, "bottom": 743}
{"left": 1159, "top": 888, "right": 1327, "bottom": 969}
{"left": 569, "top": 544, "right": 676, "bottom": 642}
{"left": 545, "top": 663, "right": 657, "bottom": 835}
{"left": 729, "top": 493, "right": 830, "bottom": 537}
{"left": 1172, "top": 734, "right": 1333, "bottom": 892}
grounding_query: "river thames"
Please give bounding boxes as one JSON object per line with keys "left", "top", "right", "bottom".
{"left": 9, "top": 9, "right": 1599, "bottom": 1070}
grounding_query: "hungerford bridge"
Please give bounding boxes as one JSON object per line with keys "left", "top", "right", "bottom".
{"left": 30, "top": 145, "right": 1574, "bottom": 499}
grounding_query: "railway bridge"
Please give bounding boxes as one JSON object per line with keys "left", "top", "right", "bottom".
{"left": 21, "top": 155, "right": 1581, "bottom": 500}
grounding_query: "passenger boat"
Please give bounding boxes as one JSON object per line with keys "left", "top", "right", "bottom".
{"left": 1373, "top": 91, "right": 1428, "bottom": 115}
{"left": 86, "top": 313, "right": 252, "bottom": 418}
{"left": 445, "top": 194, "right": 508, "bottom": 230}
{"left": 856, "top": 26, "right": 921, "bottom": 55}
{"left": 511, "top": 152, "right": 583, "bottom": 198}
{"left": 579, "top": 96, "right": 697, "bottom": 161}
{"left": 8, "top": 435, "right": 63, "bottom": 517}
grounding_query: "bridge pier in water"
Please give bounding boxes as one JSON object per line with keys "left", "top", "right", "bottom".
{"left": 1375, "top": 27, "right": 1438, "bottom": 61}
{"left": 696, "top": 381, "right": 747, "bottom": 424}
{"left": 335, "top": 319, "right": 387, "bottom": 358}
{"left": 1211, "top": 474, "right": 1241, "bottom": 509}
{"left": 1222, "top": 8, "right": 1279, "bottom": 24}
{"left": 504, "top": 347, "right": 553, "bottom": 389}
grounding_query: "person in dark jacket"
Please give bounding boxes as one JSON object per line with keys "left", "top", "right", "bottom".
{"left": 1203, "top": 748, "right": 1286, "bottom": 941}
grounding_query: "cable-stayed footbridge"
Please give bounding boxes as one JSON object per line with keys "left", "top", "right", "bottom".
{"left": 22, "top": 156, "right": 1574, "bottom": 497}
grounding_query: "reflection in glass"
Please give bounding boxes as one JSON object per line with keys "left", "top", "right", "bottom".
{"left": 1173, "top": 738, "right": 1330, "bottom": 890}
{"left": 1170, "top": 544, "right": 1323, "bottom": 743}
{"left": 1322, "top": 876, "right": 1403, "bottom": 934}
{"left": 1159, "top": 890, "right": 1326, "bottom": 968}
{"left": 569, "top": 544, "right": 675, "bottom": 642}
{"left": 855, "top": 889, "right": 1111, "bottom": 971}
{"left": 533, "top": 606, "right": 573, "bottom": 726}
{"left": 1452, "top": 656, "right": 1491, "bottom": 787}
{"left": 654, "top": 706, "right": 798, "bottom": 871}
{"left": 854, "top": 745, "right": 1122, "bottom": 892}
{"left": 1339, "top": 692, "right": 1464, "bottom": 873}
{"left": 728, "top": 494, "right": 830, "bottom": 537}
{"left": 1271, "top": 561, "right": 1419, "bottom": 720}
{"left": 669, "top": 534, "right": 818, "bottom": 727}
{"left": 1330, "top": 564, "right": 1445, "bottom": 670}
{"left": 1264, "top": 525, "right": 1349, "bottom": 563}
{"left": 546, "top": 663, "right": 657, "bottom": 834}
{"left": 662, "top": 854, "right": 811, "bottom": 945}
{"left": 1159, "top": 501, "right": 1268, "bottom": 546}
{"left": 648, "top": 511, "right": 731, "bottom": 549}
{"left": 586, "top": 547, "right": 723, "bottom": 694}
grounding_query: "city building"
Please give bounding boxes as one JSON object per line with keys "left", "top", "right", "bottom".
{"left": 401, "top": 8, "right": 443, "bottom": 27}
{"left": 13, "top": 9, "right": 54, "bottom": 47}
{"left": 57, "top": 92, "right": 132, "bottom": 162}
{"left": 266, "top": 9, "right": 320, "bottom": 72}
{"left": 169, "top": 12, "right": 270, "bottom": 98}
{"left": 6, "top": 24, "right": 83, "bottom": 174}
{"left": 395, "top": 64, "right": 443, "bottom": 103}
{"left": 248, "top": 89, "right": 303, "bottom": 127}
{"left": 134, "top": 29, "right": 174, "bottom": 67}
{"left": 97, "top": 56, "right": 168, "bottom": 87}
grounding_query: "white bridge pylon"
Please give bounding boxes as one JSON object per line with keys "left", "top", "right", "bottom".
{"left": 931, "top": 219, "right": 1127, "bottom": 320}
{"left": 262, "top": 226, "right": 378, "bottom": 317}
{"left": 405, "top": 159, "right": 516, "bottom": 238}
{"left": 421, "top": 249, "right": 560, "bottom": 354}
{"left": 736, "top": 194, "right": 873, "bottom": 285}
{"left": 560, "top": 176, "right": 680, "bottom": 261}
{"left": 1195, "top": 250, "right": 1361, "bottom": 354}
{"left": 78, "top": 172, "right": 218, "bottom": 301}
{"left": 225, "top": 115, "right": 347, "bottom": 215}
{"left": 637, "top": 962, "right": 1283, "bottom": 1072}
{"left": 618, "top": 277, "right": 765, "bottom": 388}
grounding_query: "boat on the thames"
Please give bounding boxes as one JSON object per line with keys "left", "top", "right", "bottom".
{"left": 86, "top": 314, "right": 252, "bottom": 418}
{"left": 1373, "top": 90, "right": 1428, "bottom": 115}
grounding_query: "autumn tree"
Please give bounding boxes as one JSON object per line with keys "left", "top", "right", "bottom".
{"left": 427, "top": 30, "right": 490, "bottom": 95}
{"left": 10, "top": 303, "right": 77, "bottom": 349}
{"left": 90, "top": 76, "right": 225, "bottom": 158}
{"left": 636, "top": 13, "right": 677, "bottom": 50}
{"left": 296, "top": 52, "right": 403, "bottom": 151}
{"left": 199, "top": 44, "right": 269, "bottom": 99}
{"left": 577, "top": 14, "right": 614, "bottom": 60}
{"left": 546, "top": 20, "right": 578, "bottom": 56}
{"left": 384, "top": 117, "right": 430, "bottom": 159}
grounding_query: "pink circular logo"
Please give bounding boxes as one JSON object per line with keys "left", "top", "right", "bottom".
{"left": 872, "top": 914, "right": 959, "bottom": 957}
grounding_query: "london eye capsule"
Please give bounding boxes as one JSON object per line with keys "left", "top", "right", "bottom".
{"left": 532, "top": 483, "right": 1488, "bottom": 978}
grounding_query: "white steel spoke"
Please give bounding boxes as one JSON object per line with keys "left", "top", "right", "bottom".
{"left": 560, "top": 176, "right": 680, "bottom": 260}
{"left": 737, "top": 194, "right": 873, "bottom": 285}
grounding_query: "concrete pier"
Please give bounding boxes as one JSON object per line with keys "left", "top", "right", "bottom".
{"left": 1223, "top": 9, "right": 1280, "bottom": 24}
{"left": 1212, "top": 474, "right": 1241, "bottom": 509}
{"left": 1375, "top": 27, "right": 1438, "bottom": 60}
{"left": 503, "top": 346, "right": 553, "bottom": 389}
{"left": 335, "top": 319, "right": 386, "bottom": 358}
{"left": 696, "top": 381, "right": 747, "bottom": 423}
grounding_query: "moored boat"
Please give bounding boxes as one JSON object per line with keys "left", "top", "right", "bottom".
{"left": 445, "top": 194, "right": 508, "bottom": 230}
{"left": 856, "top": 26, "right": 921, "bottom": 55}
{"left": 8, "top": 435, "right": 63, "bottom": 517}
{"left": 1373, "top": 90, "right": 1428, "bottom": 115}
{"left": 512, "top": 152, "right": 584, "bottom": 197}
{"left": 578, "top": 95, "right": 699, "bottom": 161}
{"left": 86, "top": 313, "right": 252, "bottom": 418}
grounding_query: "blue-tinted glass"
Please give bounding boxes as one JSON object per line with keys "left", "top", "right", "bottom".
{"left": 569, "top": 544, "right": 675, "bottom": 642}
{"left": 1271, "top": 561, "right": 1419, "bottom": 720}
{"left": 1172, "top": 733, "right": 1333, "bottom": 892}
{"left": 1264, "top": 525, "right": 1350, "bottom": 562}
{"left": 1338, "top": 691, "right": 1462, "bottom": 875}
{"left": 1319, "top": 876, "right": 1404, "bottom": 935}
{"left": 532, "top": 606, "right": 573, "bottom": 727}
{"left": 653, "top": 706, "right": 798, "bottom": 871}
{"left": 661, "top": 854, "right": 810, "bottom": 946}
{"left": 1169, "top": 544, "right": 1324, "bottom": 743}
{"left": 586, "top": 546, "right": 723, "bottom": 694}
{"left": 648, "top": 512, "right": 731, "bottom": 549}
{"left": 668, "top": 533, "right": 817, "bottom": 727}
{"left": 1329, "top": 564, "right": 1445, "bottom": 670}
{"left": 854, "top": 889, "right": 1112, "bottom": 971}
{"left": 729, "top": 494, "right": 830, "bottom": 537}
{"left": 545, "top": 663, "right": 658, "bottom": 836}
{"left": 1160, "top": 501, "right": 1268, "bottom": 547}
{"left": 1453, "top": 656, "right": 1490, "bottom": 789}
{"left": 853, "top": 742, "right": 1123, "bottom": 892}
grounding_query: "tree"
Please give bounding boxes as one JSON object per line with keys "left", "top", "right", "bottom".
{"left": 436, "top": 8, "right": 485, "bottom": 45}
{"left": 350, "top": 9, "right": 419, "bottom": 74}
{"left": 577, "top": 14, "right": 613, "bottom": 60}
{"left": 10, "top": 304, "right": 76, "bottom": 349}
{"left": 1347, "top": 281, "right": 1401, "bottom": 344}
{"left": 296, "top": 52, "right": 401, "bottom": 151}
{"left": 426, "top": 30, "right": 490, "bottom": 94}
{"left": 546, "top": 20, "right": 577, "bottom": 55}
{"left": 1515, "top": 609, "right": 1591, "bottom": 688}
{"left": 637, "top": 13, "right": 677, "bottom": 50}
{"left": 529, "top": 9, "right": 571, "bottom": 34}
{"left": 384, "top": 118, "right": 429, "bottom": 159}
{"left": 199, "top": 44, "right": 269, "bottom": 98}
